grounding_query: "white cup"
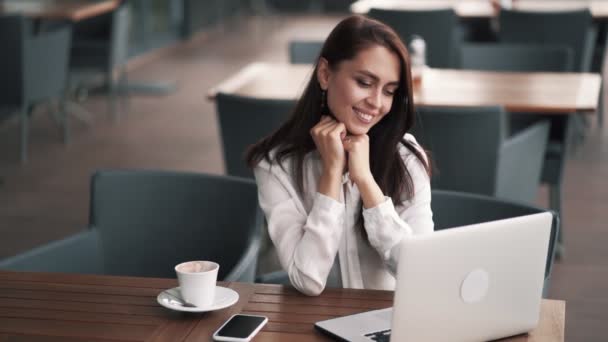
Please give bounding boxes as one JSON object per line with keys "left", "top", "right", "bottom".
{"left": 175, "top": 260, "right": 219, "bottom": 308}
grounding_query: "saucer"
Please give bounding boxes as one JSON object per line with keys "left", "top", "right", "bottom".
{"left": 157, "top": 286, "right": 239, "bottom": 313}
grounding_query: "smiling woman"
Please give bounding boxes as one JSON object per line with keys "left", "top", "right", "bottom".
{"left": 245, "top": 15, "right": 432, "bottom": 296}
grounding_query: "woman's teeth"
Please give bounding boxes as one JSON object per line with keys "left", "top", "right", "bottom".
{"left": 354, "top": 109, "right": 373, "bottom": 122}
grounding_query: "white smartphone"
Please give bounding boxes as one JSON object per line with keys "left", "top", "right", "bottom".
{"left": 213, "top": 314, "right": 268, "bottom": 341}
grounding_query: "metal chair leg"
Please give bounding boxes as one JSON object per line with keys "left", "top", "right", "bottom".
{"left": 107, "top": 71, "right": 119, "bottom": 123}
{"left": 20, "top": 106, "right": 30, "bottom": 163}
{"left": 59, "top": 100, "right": 70, "bottom": 145}
{"left": 549, "top": 183, "right": 564, "bottom": 259}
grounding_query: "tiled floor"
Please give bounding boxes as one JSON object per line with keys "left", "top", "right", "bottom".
{"left": 0, "top": 14, "right": 606, "bottom": 341}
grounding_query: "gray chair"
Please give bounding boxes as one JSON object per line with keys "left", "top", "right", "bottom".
{"left": 431, "top": 190, "right": 559, "bottom": 295}
{"left": 0, "top": 15, "right": 72, "bottom": 163}
{"left": 288, "top": 40, "right": 324, "bottom": 64}
{"left": 498, "top": 9, "right": 596, "bottom": 73}
{"left": 460, "top": 43, "right": 574, "bottom": 73}
{"left": 70, "top": 0, "right": 131, "bottom": 121}
{"left": 412, "top": 106, "right": 550, "bottom": 204}
{"left": 258, "top": 190, "right": 559, "bottom": 295}
{"left": 498, "top": 8, "right": 603, "bottom": 131}
{"left": 459, "top": 43, "right": 575, "bottom": 254}
{"left": 215, "top": 92, "right": 295, "bottom": 178}
{"left": 368, "top": 7, "right": 459, "bottom": 68}
{"left": 0, "top": 170, "right": 263, "bottom": 282}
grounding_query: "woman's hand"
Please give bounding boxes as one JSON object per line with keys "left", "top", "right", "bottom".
{"left": 311, "top": 116, "right": 347, "bottom": 201}
{"left": 343, "top": 134, "right": 385, "bottom": 208}
{"left": 310, "top": 116, "right": 347, "bottom": 175}
{"left": 342, "top": 134, "right": 372, "bottom": 185}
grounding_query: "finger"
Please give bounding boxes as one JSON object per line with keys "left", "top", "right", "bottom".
{"left": 311, "top": 117, "right": 335, "bottom": 136}
{"left": 329, "top": 122, "right": 347, "bottom": 140}
{"left": 319, "top": 121, "right": 340, "bottom": 137}
{"left": 342, "top": 137, "right": 352, "bottom": 151}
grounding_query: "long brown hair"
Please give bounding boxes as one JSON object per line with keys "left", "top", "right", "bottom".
{"left": 247, "top": 15, "right": 430, "bottom": 205}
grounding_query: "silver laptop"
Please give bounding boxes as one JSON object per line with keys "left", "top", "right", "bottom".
{"left": 315, "top": 212, "right": 552, "bottom": 342}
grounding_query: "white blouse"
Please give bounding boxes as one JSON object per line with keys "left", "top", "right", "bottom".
{"left": 253, "top": 134, "right": 434, "bottom": 296}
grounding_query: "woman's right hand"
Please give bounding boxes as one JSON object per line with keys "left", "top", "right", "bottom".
{"left": 310, "top": 116, "right": 347, "bottom": 175}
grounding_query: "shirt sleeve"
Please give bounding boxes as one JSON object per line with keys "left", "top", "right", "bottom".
{"left": 254, "top": 159, "right": 345, "bottom": 296}
{"left": 361, "top": 143, "right": 434, "bottom": 275}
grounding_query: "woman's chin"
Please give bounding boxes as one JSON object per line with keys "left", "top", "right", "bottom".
{"left": 346, "top": 124, "right": 370, "bottom": 136}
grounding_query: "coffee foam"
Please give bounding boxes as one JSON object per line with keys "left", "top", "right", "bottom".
{"left": 177, "top": 261, "right": 216, "bottom": 273}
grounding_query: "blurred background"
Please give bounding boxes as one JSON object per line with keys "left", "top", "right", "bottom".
{"left": 0, "top": 1, "right": 606, "bottom": 340}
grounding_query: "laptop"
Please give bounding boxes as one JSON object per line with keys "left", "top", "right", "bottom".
{"left": 315, "top": 212, "right": 552, "bottom": 342}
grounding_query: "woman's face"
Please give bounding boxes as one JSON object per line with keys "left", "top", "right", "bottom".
{"left": 317, "top": 45, "right": 401, "bottom": 136}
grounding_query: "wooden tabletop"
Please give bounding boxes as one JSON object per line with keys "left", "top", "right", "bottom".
{"left": 0, "top": 271, "right": 565, "bottom": 341}
{"left": 0, "top": 0, "right": 119, "bottom": 22}
{"left": 208, "top": 62, "right": 601, "bottom": 114}
{"left": 351, "top": 0, "right": 608, "bottom": 20}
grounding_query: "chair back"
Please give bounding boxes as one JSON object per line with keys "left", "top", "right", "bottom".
{"left": 431, "top": 190, "right": 559, "bottom": 281}
{"left": 110, "top": 1, "right": 131, "bottom": 69}
{"left": 499, "top": 9, "right": 596, "bottom": 71}
{"left": 289, "top": 40, "right": 324, "bottom": 64}
{"left": 368, "top": 8, "right": 458, "bottom": 68}
{"left": 90, "top": 170, "right": 263, "bottom": 281}
{"left": 413, "top": 106, "right": 548, "bottom": 203}
{"left": 23, "top": 26, "right": 72, "bottom": 103}
{"left": 0, "top": 15, "right": 25, "bottom": 106}
{"left": 0, "top": 231, "right": 104, "bottom": 274}
{"left": 460, "top": 43, "right": 574, "bottom": 72}
{"left": 0, "top": 15, "right": 71, "bottom": 106}
{"left": 413, "top": 106, "right": 506, "bottom": 196}
{"left": 215, "top": 93, "right": 295, "bottom": 178}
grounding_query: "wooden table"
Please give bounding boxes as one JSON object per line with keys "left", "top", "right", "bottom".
{"left": 0, "top": 271, "right": 565, "bottom": 341}
{"left": 351, "top": 0, "right": 608, "bottom": 20}
{"left": 208, "top": 62, "right": 601, "bottom": 114}
{"left": 0, "top": 0, "right": 119, "bottom": 22}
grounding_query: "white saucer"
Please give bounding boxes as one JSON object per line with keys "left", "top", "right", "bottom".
{"left": 157, "top": 286, "right": 239, "bottom": 313}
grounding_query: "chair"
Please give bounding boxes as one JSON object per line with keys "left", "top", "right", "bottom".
{"left": 258, "top": 190, "right": 560, "bottom": 295}
{"left": 70, "top": 0, "right": 130, "bottom": 121}
{"left": 412, "top": 106, "right": 550, "bottom": 204}
{"left": 289, "top": 40, "right": 324, "bottom": 64}
{"left": 431, "top": 190, "right": 559, "bottom": 294}
{"left": 0, "top": 170, "right": 263, "bottom": 282}
{"left": 498, "top": 8, "right": 603, "bottom": 133}
{"left": 460, "top": 43, "right": 574, "bottom": 73}
{"left": 459, "top": 43, "right": 575, "bottom": 254}
{"left": 368, "top": 8, "right": 459, "bottom": 68}
{"left": 215, "top": 92, "right": 295, "bottom": 178}
{"left": 498, "top": 9, "right": 596, "bottom": 73}
{"left": 0, "top": 15, "right": 72, "bottom": 163}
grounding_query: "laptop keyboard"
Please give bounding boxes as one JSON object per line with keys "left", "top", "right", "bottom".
{"left": 364, "top": 329, "right": 391, "bottom": 342}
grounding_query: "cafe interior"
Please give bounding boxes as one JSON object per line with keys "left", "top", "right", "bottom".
{"left": 0, "top": 0, "right": 606, "bottom": 341}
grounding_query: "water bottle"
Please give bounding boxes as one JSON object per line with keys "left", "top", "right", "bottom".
{"left": 409, "top": 35, "right": 427, "bottom": 84}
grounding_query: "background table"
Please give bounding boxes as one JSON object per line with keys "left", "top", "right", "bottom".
{"left": 0, "top": 271, "right": 565, "bottom": 341}
{"left": 208, "top": 62, "right": 601, "bottom": 114}
{"left": 0, "top": 0, "right": 119, "bottom": 22}
{"left": 350, "top": 0, "right": 608, "bottom": 20}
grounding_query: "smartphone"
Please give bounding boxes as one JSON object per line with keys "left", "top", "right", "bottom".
{"left": 213, "top": 314, "right": 268, "bottom": 341}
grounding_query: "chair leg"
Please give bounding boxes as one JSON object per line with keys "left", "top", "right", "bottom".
{"left": 59, "top": 100, "right": 70, "bottom": 145}
{"left": 20, "top": 106, "right": 30, "bottom": 163}
{"left": 119, "top": 68, "right": 129, "bottom": 116}
{"left": 598, "top": 82, "right": 604, "bottom": 129}
{"left": 549, "top": 183, "right": 564, "bottom": 258}
{"left": 107, "top": 71, "right": 119, "bottom": 123}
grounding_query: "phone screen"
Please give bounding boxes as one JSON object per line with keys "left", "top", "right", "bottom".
{"left": 216, "top": 315, "right": 267, "bottom": 338}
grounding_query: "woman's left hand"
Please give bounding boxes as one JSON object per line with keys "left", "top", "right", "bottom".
{"left": 343, "top": 134, "right": 386, "bottom": 209}
{"left": 343, "top": 134, "right": 373, "bottom": 185}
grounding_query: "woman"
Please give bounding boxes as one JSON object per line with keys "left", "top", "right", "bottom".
{"left": 246, "top": 15, "right": 433, "bottom": 296}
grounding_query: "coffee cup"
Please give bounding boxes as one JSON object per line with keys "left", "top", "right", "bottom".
{"left": 175, "top": 260, "right": 219, "bottom": 308}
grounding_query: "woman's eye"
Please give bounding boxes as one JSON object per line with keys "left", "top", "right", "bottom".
{"left": 384, "top": 89, "right": 396, "bottom": 96}
{"left": 356, "top": 79, "right": 372, "bottom": 87}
